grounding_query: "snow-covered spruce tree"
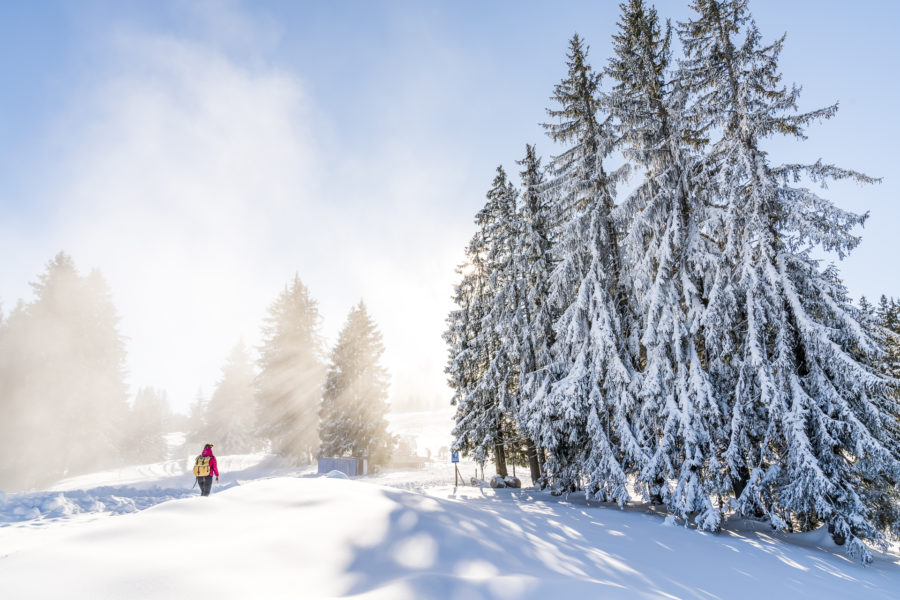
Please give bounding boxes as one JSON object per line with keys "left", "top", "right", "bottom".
{"left": 876, "top": 296, "right": 900, "bottom": 333}
{"left": 445, "top": 259, "right": 484, "bottom": 464}
{"left": 875, "top": 296, "right": 900, "bottom": 380}
{"left": 871, "top": 297, "right": 900, "bottom": 496}
{"left": 256, "top": 275, "right": 325, "bottom": 465}
{"left": 318, "top": 302, "right": 393, "bottom": 467}
{"left": 513, "top": 144, "right": 557, "bottom": 484}
{"left": 680, "top": 0, "right": 900, "bottom": 560}
{"left": 206, "top": 342, "right": 260, "bottom": 454}
{"left": 479, "top": 166, "right": 521, "bottom": 478}
{"left": 607, "top": 0, "right": 724, "bottom": 529}
{"left": 535, "top": 34, "right": 640, "bottom": 501}
{"left": 858, "top": 296, "right": 900, "bottom": 385}
{"left": 448, "top": 167, "right": 522, "bottom": 477}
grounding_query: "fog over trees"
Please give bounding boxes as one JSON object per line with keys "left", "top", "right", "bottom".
{"left": 0, "top": 258, "right": 395, "bottom": 491}
{"left": 319, "top": 302, "right": 394, "bottom": 468}
{"left": 0, "top": 253, "right": 130, "bottom": 490}
{"left": 198, "top": 342, "right": 261, "bottom": 455}
{"left": 254, "top": 275, "right": 327, "bottom": 465}
{"left": 125, "top": 387, "right": 171, "bottom": 465}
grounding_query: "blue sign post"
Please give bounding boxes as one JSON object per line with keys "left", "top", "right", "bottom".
{"left": 452, "top": 451, "right": 462, "bottom": 486}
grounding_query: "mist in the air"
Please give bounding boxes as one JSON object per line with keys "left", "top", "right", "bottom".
{"left": 0, "top": 10, "right": 468, "bottom": 492}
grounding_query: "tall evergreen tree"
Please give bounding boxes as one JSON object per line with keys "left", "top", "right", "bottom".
{"left": 514, "top": 144, "right": 556, "bottom": 484}
{"left": 0, "top": 253, "right": 130, "bottom": 491}
{"left": 448, "top": 168, "right": 522, "bottom": 476}
{"left": 256, "top": 275, "right": 325, "bottom": 465}
{"left": 446, "top": 259, "right": 487, "bottom": 464}
{"left": 680, "top": 0, "right": 899, "bottom": 560}
{"left": 206, "top": 342, "right": 260, "bottom": 454}
{"left": 537, "top": 34, "right": 639, "bottom": 501}
{"left": 608, "top": 0, "right": 723, "bottom": 528}
{"left": 486, "top": 168, "right": 519, "bottom": 477}
{"left": 319, "top": 302, "right": 393, "bottom": 466}
{"left": 875, "top": 296, "right": 900, "bottom": 380}
{"left": 477, "top": 166, "right": 523, "bottom": 478}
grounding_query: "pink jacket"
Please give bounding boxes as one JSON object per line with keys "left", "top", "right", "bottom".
{"left": 202, "top": 447, "right": 219, "bottom": 477}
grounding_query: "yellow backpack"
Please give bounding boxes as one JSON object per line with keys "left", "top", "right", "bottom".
{"left": 193, "top": 455, "right": 211, "bottom": 477}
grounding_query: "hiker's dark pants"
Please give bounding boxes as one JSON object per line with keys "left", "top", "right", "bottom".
{"left": 199, "top": 475, "right": 213, "bottom": 496}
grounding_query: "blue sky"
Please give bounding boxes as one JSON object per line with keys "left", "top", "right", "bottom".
{"left": 1, "top": 1, "right": 898, "bottom": 414}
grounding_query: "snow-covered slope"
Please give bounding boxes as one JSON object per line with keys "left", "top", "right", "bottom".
{"left": 1, "top": 414, "right": 898, "bottom": 599}
{"left": 2, "top": 471, "right": 899, "bottom": 599}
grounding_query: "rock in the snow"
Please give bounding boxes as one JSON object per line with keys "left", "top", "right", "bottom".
{"left": 490, "top": 475, "right": 507, "bottom": 488}
{"left": 503, "top": 476, "right": 521, "bottom": 489}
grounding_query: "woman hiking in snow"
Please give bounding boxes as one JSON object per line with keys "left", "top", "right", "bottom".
{"left": 195, "top": 443, "right": 219, "bottom": 497}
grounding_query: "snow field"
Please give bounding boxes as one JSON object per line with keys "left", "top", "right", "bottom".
{"left": 2, "top": 473, "right": 899, "bottom": 599}
{"left": 2, "top": 412, "right": 899, "bottom": 599}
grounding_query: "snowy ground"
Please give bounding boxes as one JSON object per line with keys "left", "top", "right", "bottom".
{"left": 2, "top": 411, "right": 899, "bottom": 599}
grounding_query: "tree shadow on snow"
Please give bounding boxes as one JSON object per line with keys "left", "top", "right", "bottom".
{"left": 339, "top": 486, "right": 900, "bottom": 600}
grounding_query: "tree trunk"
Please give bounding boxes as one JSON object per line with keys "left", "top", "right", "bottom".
{"left": 494, "top": 430, "right": 508, "bottom": 477}
{"left": 650, "top": 478, "right": 665, "bottom": 505}
{"left": 732, "top": 465, "right": 751, "bottom": 501}
{"left": 526, "top": 438, "right": 542, "bottom": 485}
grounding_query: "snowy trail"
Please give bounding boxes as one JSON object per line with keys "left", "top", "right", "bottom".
{"left": 0, "top": 452, "right": 310, "bottom": 523}
{"left": 2, "top": 475, "right": 899, "bottom": 599}
{"left": 0, "top": 411, "right": 454, "bottom": 525}
{"left": 0, "top": 485, "right": 200, "bottom": 523}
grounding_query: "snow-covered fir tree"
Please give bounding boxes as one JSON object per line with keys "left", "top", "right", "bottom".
{"left": 512, "top": 144, "right": 556, "bottom": 483}
{"left": 205, "top": 342, "right": 260, "bottom": 454}
{"left": 679, "top": 0, "right": 900, "bottom": 560}
{"left": 857, "top": 296, "right": 899, "bottom": 383}
{"left": 447, "top": 147, "right": 553, "bottom": 483}
{"left": 445, "top": 259, "right": 485, "bottom": 462}
{"left": 319, "top": 302, "right": 393, "bottom": 466}
{"left": 607, "top": 0, "right": 723, "bottom": 528}
{"left": 448, "top": 167, "right": 522, "bottom": 477}
{"left": 874, "top": 296, "right": 900, "bottom": 380}
{"left": 255, "top": 275, "right": 325, "bottom": 465}
{"left": 477, "top": 166, "right": 525, "bottom": 478}
{"left": 481, "top": 167, "right": 522, "bottom": 477}
{"left": 537, "top": 33, "right": 639, "bottom": 501}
